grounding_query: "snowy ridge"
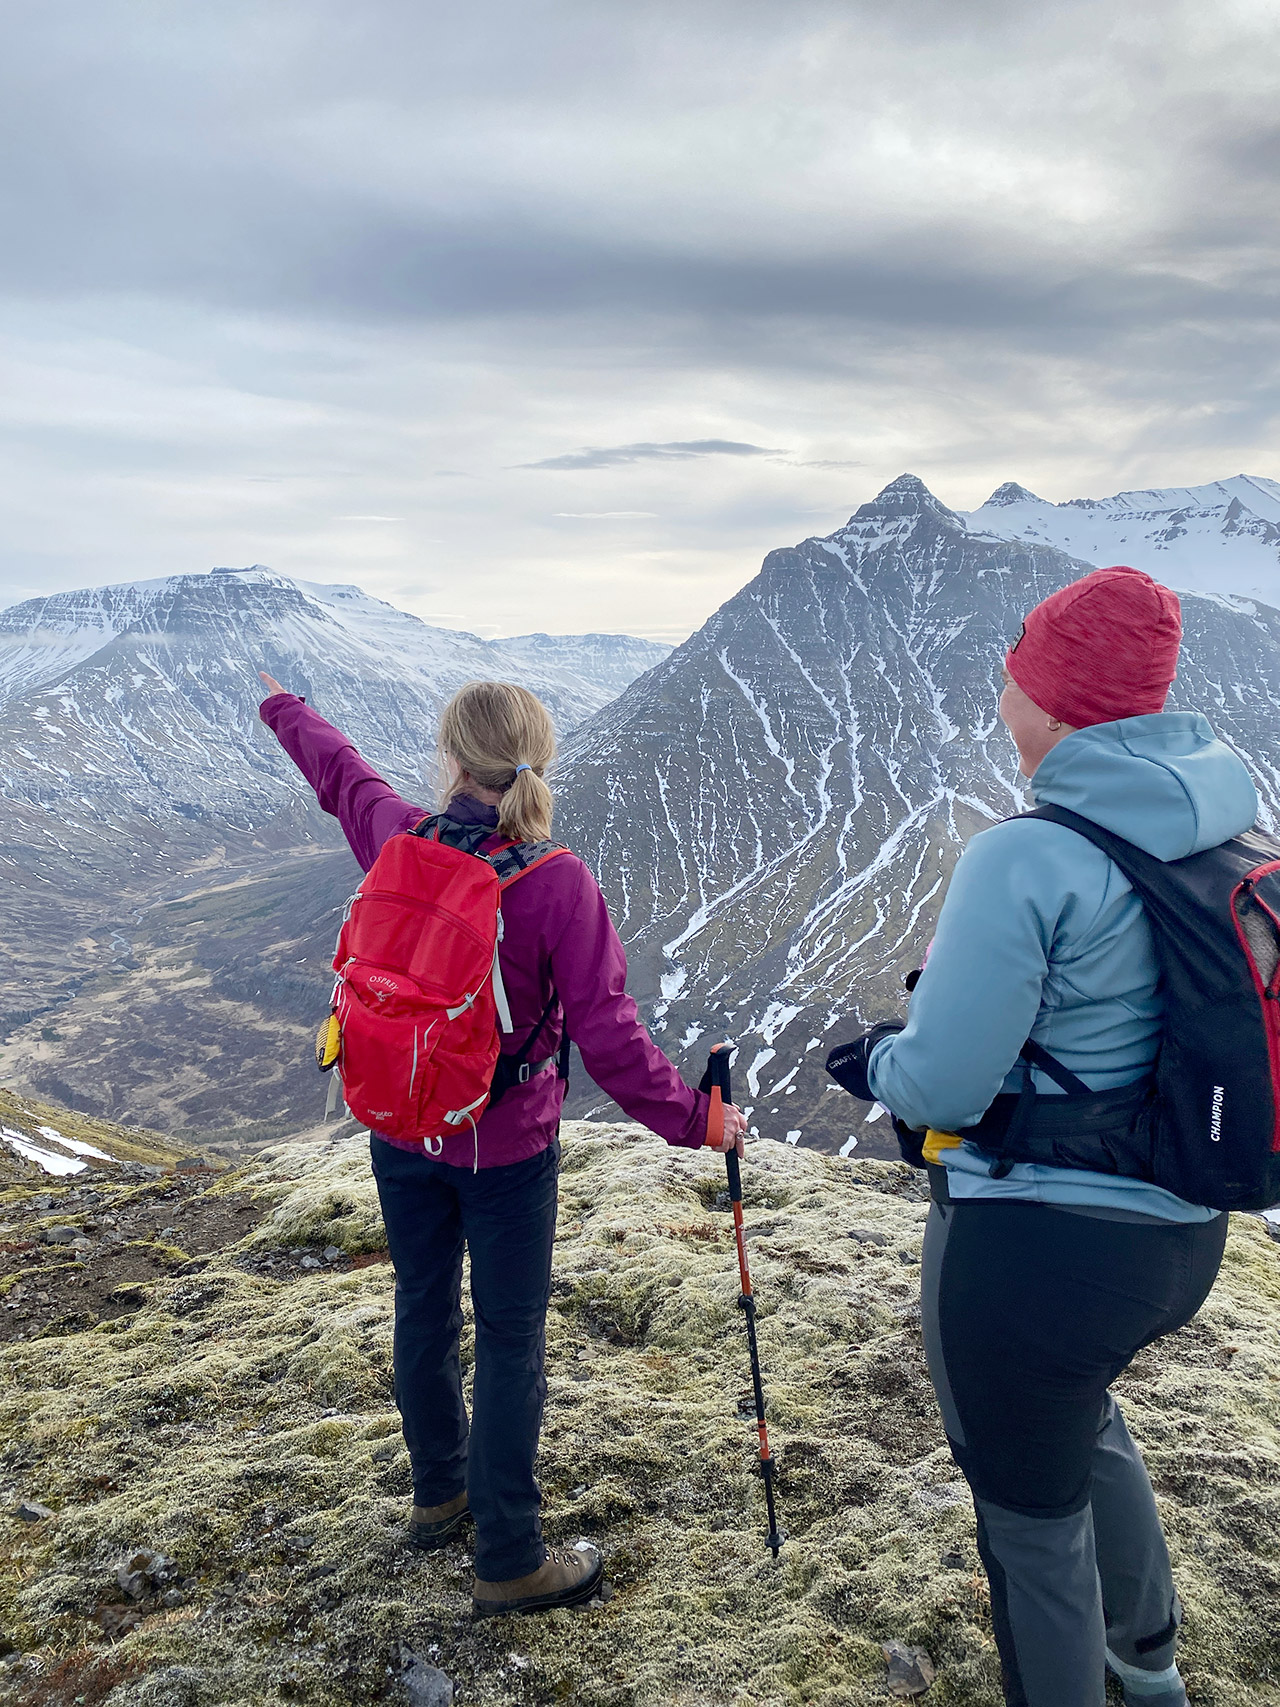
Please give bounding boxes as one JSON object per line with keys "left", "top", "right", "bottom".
{"left": 0, "top": 564, "right": 669, "bottom": 873}
{"left": 558, "top": 473, "right": 1280, "bottom": 1153}
{"left": 964, "top": 474, "right": 1280, "bottom": 605}
{"left": 0, "top": 565, "right": 668, "bottom": 718}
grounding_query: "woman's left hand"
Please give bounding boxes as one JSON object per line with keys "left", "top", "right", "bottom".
{"left": 259, "top": 671, "right": 286, "bottom": 698}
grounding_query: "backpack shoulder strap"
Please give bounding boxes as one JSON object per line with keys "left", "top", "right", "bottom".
{"left": 1019, "top": 1036, "right": 1091, "bottom": 1095}
{"left": 1018, "top": 803, "right": 1139, "bottom": 863}
{"left": 486, "top": 841, "right": 573, "bottom": 888}
{"left": 1019, "top": 802, "right": 1280, "bottom": 899}
{"left": 1016, "top": 802, "right": 1179, "bottom": 902}
{"left": 410, "top": 816, "right": 573, "bottom": 885}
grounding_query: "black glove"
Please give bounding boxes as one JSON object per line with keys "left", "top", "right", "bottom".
{"left": 825, "top": 1021, "right": 905, "bottom": 1102}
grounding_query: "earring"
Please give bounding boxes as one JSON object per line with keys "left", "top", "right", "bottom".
{"left": 1047, "top": 719, "right": 1063, "bottom": 732}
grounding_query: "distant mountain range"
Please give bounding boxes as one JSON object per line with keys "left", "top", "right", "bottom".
{"left": 962, "top": 474, "right": 1280, "bottom": 605}
{"left": 0, "top": 566, "right": 666, "bottom": 1142}
{"left": 3, "top": 477, "right": 1280, "bottom": 1155}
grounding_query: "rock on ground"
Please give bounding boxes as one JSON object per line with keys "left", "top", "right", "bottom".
{"left": 2, "top": 1122, "right": 1280, "bottom": 1704}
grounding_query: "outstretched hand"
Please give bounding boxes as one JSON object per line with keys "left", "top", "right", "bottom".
{"left": 258, "top": 671, "right": 286, "bottom": 698}
{"left": 708, "top": 1102, "right": 748, "bottom": 1157}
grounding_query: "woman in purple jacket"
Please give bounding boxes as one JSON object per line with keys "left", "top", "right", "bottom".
{"left": 259, "top": 674, "right": 746, "bottom": 1618}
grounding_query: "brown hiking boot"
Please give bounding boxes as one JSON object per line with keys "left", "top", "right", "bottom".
{"left": 407, "top": 1493, "right": 470, "bottom": 1552}
{"left": 471, "top": 1541, "right": 604, "bottom": 1617}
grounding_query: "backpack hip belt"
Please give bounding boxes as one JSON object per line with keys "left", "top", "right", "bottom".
{"left": 966, "top": 1076, "right": 1154, "bottom": 1179}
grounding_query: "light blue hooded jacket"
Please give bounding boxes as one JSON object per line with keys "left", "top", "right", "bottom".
{"left": 867, "top": 711, "right": 1259, "bottom": 1221}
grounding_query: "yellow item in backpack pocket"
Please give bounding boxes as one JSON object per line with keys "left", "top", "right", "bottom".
{"left": 922, "top": 1129, "right": 963, "bottom": 1165}
{"left": 315, "top": 1012, "right": 341, "bottom": 1072}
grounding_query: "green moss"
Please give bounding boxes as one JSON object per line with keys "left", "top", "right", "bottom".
{"left": 2, "top": 1125, "right": 1280, "bottom": 1704}
{"left": 220, "top": 1136, "right": 388, "bottom": 1255}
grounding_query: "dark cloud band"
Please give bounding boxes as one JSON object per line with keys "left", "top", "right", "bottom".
{"left": 522, "top": 439, "right": 785, "bottom": 470}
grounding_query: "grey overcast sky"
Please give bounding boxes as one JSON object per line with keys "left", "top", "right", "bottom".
{"left": 1, "top": 0, "right": 1278, "bottom": 639}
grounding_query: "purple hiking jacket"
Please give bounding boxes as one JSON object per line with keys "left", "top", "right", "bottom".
{"left": 260, "top": 693, "right": 710, "bottom": 1167}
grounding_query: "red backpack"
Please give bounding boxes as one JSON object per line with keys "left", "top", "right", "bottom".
{"left": 324, "top": 816, "right": 569, "bottom": 1155}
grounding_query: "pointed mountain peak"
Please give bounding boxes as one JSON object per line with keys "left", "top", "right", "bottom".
{"left": 982, "top": 481, "right": 1042, "bottom": 507}
{"left": 847, "top": 472, "right": 963, "bottom": 529}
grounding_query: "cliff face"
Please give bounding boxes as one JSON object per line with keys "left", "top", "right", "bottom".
{"left": 3, "top": 1123, "right": 1280, "bottom": 1706}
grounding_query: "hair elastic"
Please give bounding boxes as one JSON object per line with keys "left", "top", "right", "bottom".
{"left": 514, "top": 763, "right": 531, "bottom": 775}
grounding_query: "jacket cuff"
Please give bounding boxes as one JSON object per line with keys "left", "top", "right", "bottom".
{"left": 666, "top": 1088, "right": 712, "bottom": 1149}
{"left": 259, "top": 691, "right": 305, "bottom": 726}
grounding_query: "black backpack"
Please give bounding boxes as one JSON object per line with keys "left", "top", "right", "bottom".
{"left": 1005, "top": 805, "right": 1280, "bottom": 1211}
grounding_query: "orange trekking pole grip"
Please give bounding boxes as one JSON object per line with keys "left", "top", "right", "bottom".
{"left": 700, "top": 1042, "right": 785, "bottom": 1559}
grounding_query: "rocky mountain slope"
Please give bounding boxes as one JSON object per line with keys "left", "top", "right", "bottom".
{"left": 0, "top": 567, "right": 668, "bottom": 731}
{"left": 0, "top": 1086, "right": 244, "bottom": 1347}
{"left": 3, "top": 1121, "right": 1279, "bottom": 1705}
{"left": 962, "top": 474, "right": 1280, "bottom": 605}
{"left": 0, "top": 568, "right": 666, "bottom": 1141}
{"left": 557, "top": 475, "right": 1280, "bottom": 1154}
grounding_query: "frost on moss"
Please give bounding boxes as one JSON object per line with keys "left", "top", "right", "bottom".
{"left": 225, "top": 1130, "right": 389, "bottom": 1256}
{"left": 2, "top": 1123, "right": 1280, "bottom": 1705}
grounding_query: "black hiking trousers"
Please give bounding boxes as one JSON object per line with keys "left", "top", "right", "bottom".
{"left": 370, "top": 1134, "right": 560, "bottom": 1583}
{"left": 921, "top": 1196, "right": 1227, "bottom": 1707}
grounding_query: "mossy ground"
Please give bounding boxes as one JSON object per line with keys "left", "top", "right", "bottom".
{"left": 0, "top": 1089, "right": 250, "bottom": 1347}
{"left": 2, "top": 1123, "right": 1280, "bottom": 1705}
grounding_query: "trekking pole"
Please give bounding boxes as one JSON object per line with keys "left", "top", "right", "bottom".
{"left": 701, "top": 1042, "right": 785, "bottom": 1559}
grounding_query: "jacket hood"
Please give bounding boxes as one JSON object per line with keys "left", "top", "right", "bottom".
{"left": 1030, "top": 711, "right": 1259, "bottom": 861}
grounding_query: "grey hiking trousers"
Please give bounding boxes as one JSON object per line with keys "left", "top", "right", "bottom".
{"left": 921, "top": 1195, "right": 1227, "bottom": 1707}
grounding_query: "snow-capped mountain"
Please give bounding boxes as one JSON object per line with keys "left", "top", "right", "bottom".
{"left": 963, "top": 475, "right": 1280, "bottom": 604}
{"left": 0, "top": 566, "right": 666, "bottom": 1138}
{"left": 0, "top": 565, "right": 667, "bottom": 725}
{"left": 0, "top": 564, "right": 668, "bottom": 877}
{"left": 557, "top": 474, "right": 1280, "bottom": 1154}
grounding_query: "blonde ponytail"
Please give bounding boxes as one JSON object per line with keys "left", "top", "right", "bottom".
{"left": 438, "top": 680, "right": 556, "bottom": 844}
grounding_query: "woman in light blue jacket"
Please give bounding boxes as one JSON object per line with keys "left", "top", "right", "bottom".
{"left": 853, "top": 567, "right": 1255, "bottom": 1707}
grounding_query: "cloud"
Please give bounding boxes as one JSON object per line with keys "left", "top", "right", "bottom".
{"left": 781, "top": 459, "right": 867, "bottom": 470}
{"left": 336, "top": 514, "right": 404, "bottom": 521}
{"left": 0, "top": 0, "right": 1278, "bottom": 640}
{"left": 525, "top": 440, "right": 784, "bottom": 471}
{"left": 554, "top": 510, "right": 659, "bottom": 518}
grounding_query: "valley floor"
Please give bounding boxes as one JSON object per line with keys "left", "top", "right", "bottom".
{"left": 2, "top": 1122, "right": 1280, "bottom": 1705}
